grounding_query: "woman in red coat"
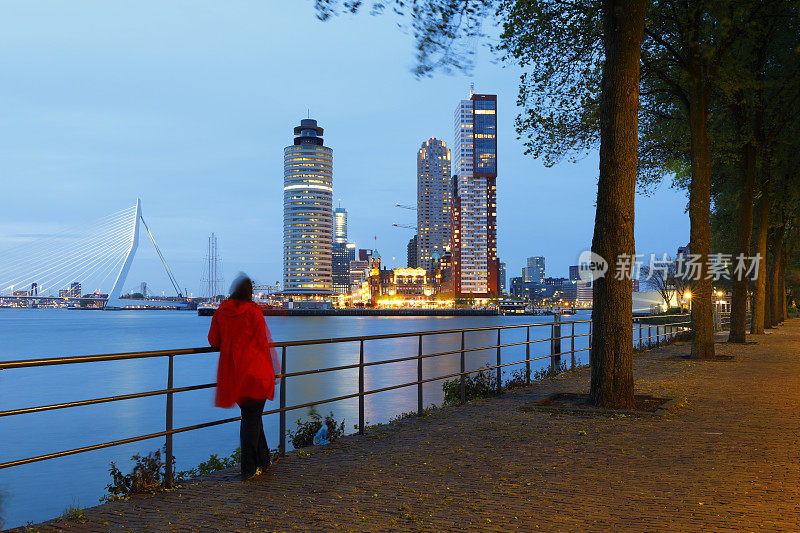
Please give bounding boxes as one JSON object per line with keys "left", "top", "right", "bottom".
{"left": 208, "top": 274, "right": 280, "bottom": 480}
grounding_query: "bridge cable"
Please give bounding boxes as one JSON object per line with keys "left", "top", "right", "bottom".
{"left": 138, "top": 216, "right": 183, "bottom": 298}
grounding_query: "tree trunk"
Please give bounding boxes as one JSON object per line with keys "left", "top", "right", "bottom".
{"left": 728, "top": 141, "right": 756, "bottom": 343}
{"left": 588, "top": 0, "right": 646, "bottom": 409}
{"left": 687, "top": 63, "right": 715, "bottom": 359}
{"left": 765, "top": 233, "right": 774, "bottom": 329}
{"left": 750, "top": 189, "right": 771, "bottom": 334}
{"left": 781, "top": 248, "right": 787, "bottom": 321}
{"left": 770, "top": 227, "right": 784, "bottom": 327}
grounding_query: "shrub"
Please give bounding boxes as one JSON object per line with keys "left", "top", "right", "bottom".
{"left": 288, "top": 408, "right": 345, "bottom": 449}
{"left": 531, "top": 360, "right": 567, "bottom": 380}
{"left": 442, "top": 364, "right": 499, "bottom": 405}
{"left": 504, "top": 368, "right": 528, "bottom": 390}
{"left": 103, "top": 449, "right": 166, "bottom": 501}
{"left": 175, "top": 448, "right": 240, "bottom": 482}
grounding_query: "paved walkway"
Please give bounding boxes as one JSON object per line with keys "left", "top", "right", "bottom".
{"left": 20, "top": 320, "right": 800, "bottom": 532}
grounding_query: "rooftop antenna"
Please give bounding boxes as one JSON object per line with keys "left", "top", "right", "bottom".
{"left": 307, "top": 108, "right": 310, "bottom": 118}
{"left": 469, "top": 82, "right": 474, "bottom": 97}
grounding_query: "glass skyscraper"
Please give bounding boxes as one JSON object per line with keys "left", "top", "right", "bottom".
{"left": 332, "top": 206, "right": 354, "bottom": 294}
{"left": 334, "top": 207, "right": 348, "bottom": 244}
{"left": 526, "top": 256, "right": 545, "bottom": 284}
{"left": 416, "top": 138, "right": 451, "bottom": 272}
{"left": 451, "top": 89, "right": 498, "bottom": 297}
{"left": 283, "top": 118, "right": 333, "bottom": 295}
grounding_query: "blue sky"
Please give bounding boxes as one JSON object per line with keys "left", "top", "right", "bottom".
{"left": 0, "top": 1, "right": 690, "bottom": 296}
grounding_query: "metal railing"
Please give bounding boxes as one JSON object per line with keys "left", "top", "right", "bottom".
{"left": 0, "top": 314, "right": 692, "bottom": 485}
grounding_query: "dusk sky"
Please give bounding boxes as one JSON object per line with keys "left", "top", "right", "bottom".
{"left": 0, "top": 1, "right": 690, "bottom": 297}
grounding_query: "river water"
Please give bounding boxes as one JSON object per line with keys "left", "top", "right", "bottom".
{"left": 0, "top": 309, "right": 592, "bottom": 528}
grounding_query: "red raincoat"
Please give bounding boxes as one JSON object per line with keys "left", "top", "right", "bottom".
{"left": 208, "top": 299, "right": 280, "bottom": 408}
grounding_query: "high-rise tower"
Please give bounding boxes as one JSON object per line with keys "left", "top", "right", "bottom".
{"left": 331, "top": 206, "right": 354, "bottom": 294}
{"left": 416, "top": 138, "right": 452, "bottom": 272}
{"left": 283, "top": 118, "right": 333, "bottom": 296}
{"left": 451, "top": 90, "right": 498, "bottom": 297}
{"left": 333, "top": 207, "right": 348, "bottom": 244}
{"left": 525, "top": 256, "right": 545, "bottom": 284}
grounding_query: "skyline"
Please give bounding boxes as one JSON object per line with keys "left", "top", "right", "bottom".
{"left": 0, "top": 1, "right": 690, "bottom": 296}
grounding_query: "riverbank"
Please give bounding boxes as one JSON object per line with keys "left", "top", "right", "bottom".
{"left": 198, "top": 307, "right": 501, "bottom": 317}
{"left": 265, "top": 308, "right": 499, "bottom": 317}
{"left": 18, "top": 320, "right": 800, "bottom": 531}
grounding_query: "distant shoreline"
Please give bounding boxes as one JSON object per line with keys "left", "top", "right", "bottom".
{"left": 198, "top": 307, "right": 502, "bottom": 317}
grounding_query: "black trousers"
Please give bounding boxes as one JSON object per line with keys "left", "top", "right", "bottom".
{"left": 238, "top": 398, "right": 270, "bottom": 479}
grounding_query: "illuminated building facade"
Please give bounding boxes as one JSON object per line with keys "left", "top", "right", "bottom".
{"left": 334, "top": 207, "right": 347, "bottom": 244}
{"left": 69, "top": 282, "right": 82, "bottom": 298}
{"left": 283, "top": 118, "right": 333, "bottom": 296}
{"left": 525, "top": 257, "right": 545, "bottom": 284}
{"left": 331, "top": 206, "right": 354, "bottom": 295}
{"left": 333, "top": 242, "right": 356, "bottom": 295}
{"left": 451, "top": 89, "right": 498, "bottom": 298}
{"left": 349, "top": 258, "right": 370, "bottom": 294}
{"left": 417, "top": 138, "right": 451, "bottom": 272}
{"left": 435, "top": 252, "right": 453, "bottom": 295}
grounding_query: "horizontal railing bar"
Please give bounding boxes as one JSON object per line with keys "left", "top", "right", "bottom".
{"left": 0, "top": 413, "right": 245, "bottom": 469}
{"left": 2, "top": 317, "right": 693, "bottom": 470}
{"left": 1, "top": 321, "right": 694, "bottom": 417}
{"left": 1, "top": 317, "right": 637, "bottom": 370}
{"left": 2, "top": 316, "right": 692, "bottom": 370}
{"left": 0, "top": 349, "right": 566, "bottom": 470}
{"left": 0, "top": 347, "right": 217, "bottom": 370}
{"left": 282, "top": 339, "right": 545, "bottom": 378}
{"left": 0, "top": 383, "right": 216, "bottom": 418}
{"left": 264, "top": 319, "right": 595, "bottom": 349}
{"left": 0, "top": 314, "right": 696, "bottom": 470}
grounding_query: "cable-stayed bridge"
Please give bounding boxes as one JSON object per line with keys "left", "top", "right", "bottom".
{"left": 0, "top": 199, "right": 187, "bottom": 309}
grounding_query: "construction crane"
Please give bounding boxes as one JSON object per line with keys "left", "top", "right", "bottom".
{"left": 393, "top": 223, "right": 417, "bottom": 231}
{"left": 395, "top": 203, "right": 417, "bottom": 211}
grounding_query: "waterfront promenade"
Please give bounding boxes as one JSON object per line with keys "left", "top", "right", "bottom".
{"left": 18, "top": 320, "right": 800, "bottom": 531}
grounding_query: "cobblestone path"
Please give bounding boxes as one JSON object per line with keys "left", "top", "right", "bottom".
{"left": 16, "top": 320, "right": 800, "bottom": 532}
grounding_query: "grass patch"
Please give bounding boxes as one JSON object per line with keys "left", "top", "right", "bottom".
{"left": 62, "top": 506, "right": 87, "bottom": 523}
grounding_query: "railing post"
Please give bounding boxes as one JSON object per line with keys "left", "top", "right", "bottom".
{"left": 164, "top": 354, "right": 174, "bottom": 488}
{"left": 588, "top": 321, "right": 593, "bottom": 363}
{"left": 656, "top": 324, "right": 660, "bottom": 347}
{"left": 525, "top": 326, "right": 531, "bottom": 384}
{"left": 496, "top": 328, "right": 502, "bottom": 394}
{"left": 358, "top": 340, "right": 365, "bottom": 435}
{"left": 460, "top": 331, "right": 466, "bottom": 404}
{"left": 417, "top": 335, "right": 423, "bottom": 416}
{"left": 570, "top": 322, "right": 575, "bottom": 370}
{"left": 550, "top": 314, "right": 561, "bottom": 372}
{"left": 648, "top": 324, "right": 652, "bottom": 347}
{"left": 638, "top": 319, "right": 643, "bottom": 349}
{"left": 279, "top": 346, "right": 286, "bottom": 457}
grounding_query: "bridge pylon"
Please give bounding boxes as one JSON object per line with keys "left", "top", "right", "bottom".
{"left": 105, "top": 198, "right": 141, "bottom": 308}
